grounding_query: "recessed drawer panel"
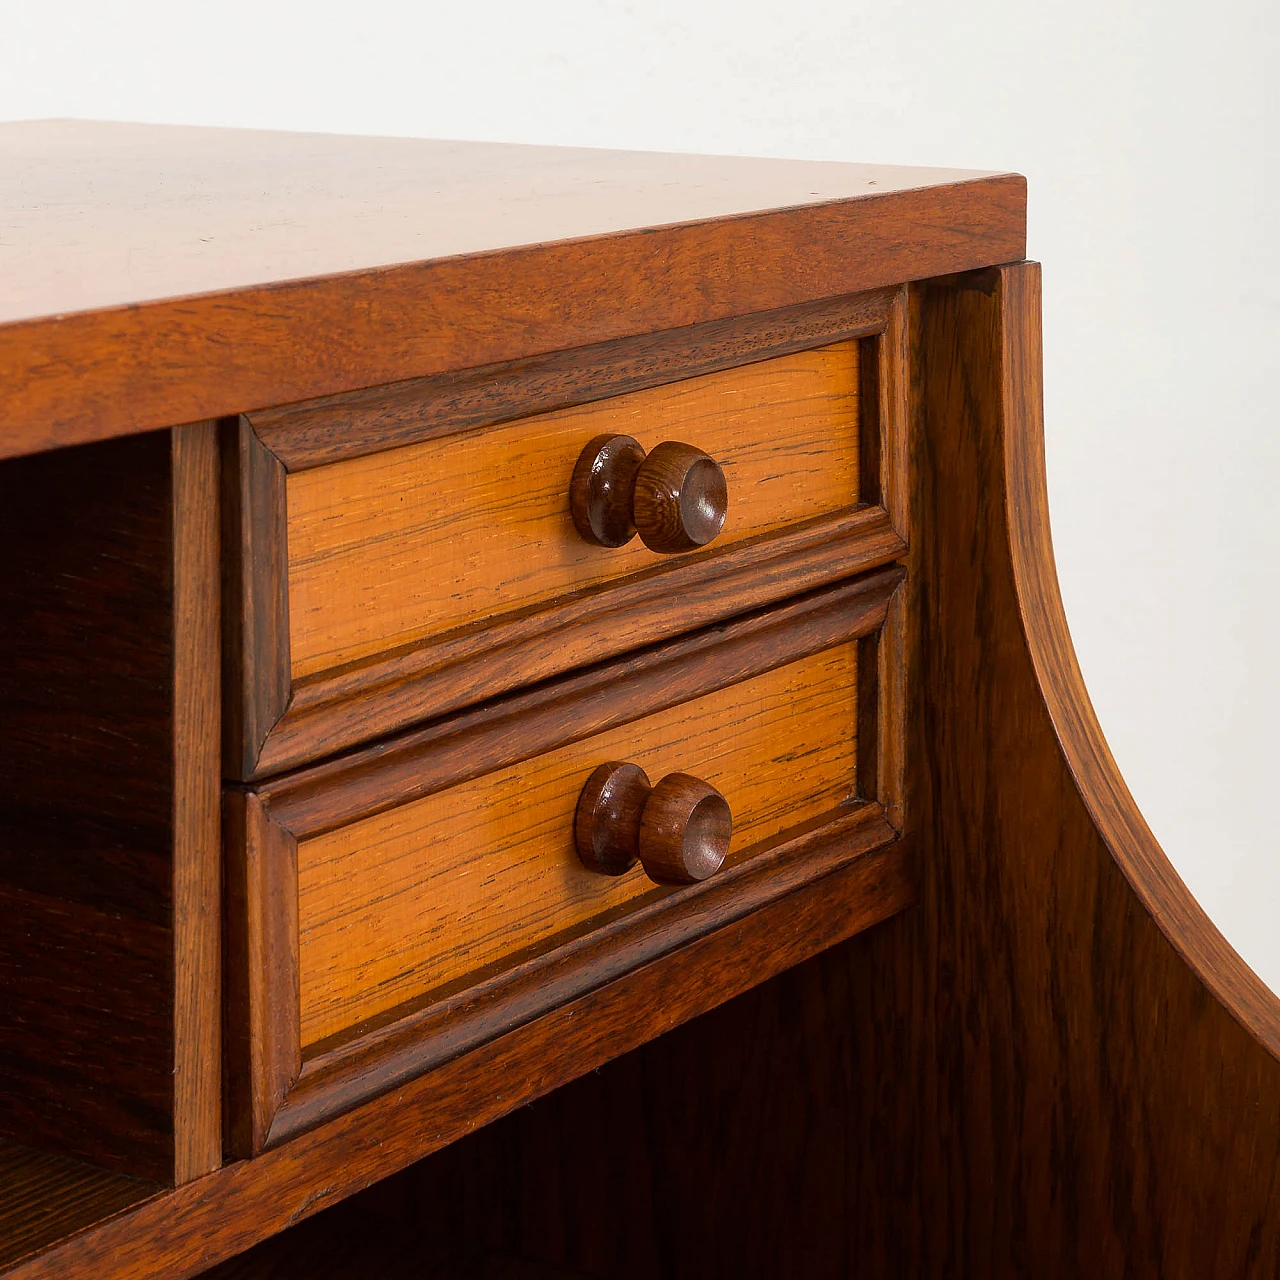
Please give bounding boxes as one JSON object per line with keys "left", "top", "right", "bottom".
{"left": 298, "top": 643, "right": 857, "bottom": 1047}
{"left": 224, "top": 568, "right": 911, "bottom": 1155}
{"left": 224, "top": 288, "right": 910, "bottom": 779}
{"left": 285, "top": 342, "right": 859, "bottom": 679}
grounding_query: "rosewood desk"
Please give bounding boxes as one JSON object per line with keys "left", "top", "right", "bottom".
{"left": 2, "top": 121, "right": 1278, "bottom": 1278}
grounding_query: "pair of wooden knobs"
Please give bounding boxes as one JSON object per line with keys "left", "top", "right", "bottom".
{"left": 570, "top": 434, "right": 728, "bottom": 553}
{"left": 575, "top": 762, "right": 733, "bottom": 885}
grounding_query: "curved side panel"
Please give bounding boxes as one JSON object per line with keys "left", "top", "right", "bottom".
{"left": 187, "top": 261, "right": 1280, "bottom": 1280}
{"left": 998, "top": 264, "right": 1280, "bottom": 1054}
{"left": 884, "top": 263, "right": 1280, "bottom": 1277}
{"left": 1001, "top": 262, "right": 1280, "bottom": 1059}
{"left": 439, "top": 262, "right": 1280, "bottom": 1280}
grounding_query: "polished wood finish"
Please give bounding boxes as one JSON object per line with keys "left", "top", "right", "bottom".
{"left": 171, "top": 423, "right": 224, "bottom": 1183}
{"left": 278, "top": 805, "right": 897, "bottom": 1154}
{"left": 570, "top": 434, "right": 731, "bottom": 555}
{"left": 297, "top": 645, "right": 850, "bottom": 1044}
{"left": 0, "top": 427, "right": 223, "bottom": 1187}
{"left": 285, "top": 341, "right": 858, "bottom": 679}
{"left": 0, "top": 435, "right": 170, "bottom": 1182}
{"left": 251, "top": 504, "right": 905, "bottom": 778}
{"left": 632, "top": 441, "right": 728, "bottom": 553}
{"left": 230, "top": 300, "right": 916, "bottom": 778}
{"left": 638, "top": 773, "right": 733, "bottom": 884}
{"left": 568, "top": 435, "right": 647, "bottom": 548}
{"left": 576, "top": 764, "right": 733, "bottom": 884}
{"left": 221, "top": 418, "right": 291, "bottom": 780}
{"left": 223, "top": 792, "right": 302, "bottom": 1162}
{"left": 258, "top": 290, "right": 894, "bottom": 471}
{"left": 226, "top": 567, "right": 904, "bottom": 1153}
{"left": 12, "top": 131, "right": 1275, "bottom": 1280}
{"left": 574, "top": 763, "right": 652, "bottom": 875}
{"left": 464, "top": 265, "right": 1280, "bottom": 1280}
{"left": 0, "top": 1141, "right": 158, "bottom": 1271}
{"left": 257, "top": 568, "right": 902, "bottom": 839}
{"left": 6, "top": 832, "right": 910, "bottom": 1280}
{"left": 0, "top": 122, "right": 1025, "bottom": 460}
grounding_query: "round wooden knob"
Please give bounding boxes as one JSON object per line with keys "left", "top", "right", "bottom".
{"left": 569, "top": 436, "right": 727, "bottom": 554}
{"left": 633, "top": 442, "right": 727, "bottom": 553}
{"left": 574, "top": 762, "right": 732, "bottom": 885}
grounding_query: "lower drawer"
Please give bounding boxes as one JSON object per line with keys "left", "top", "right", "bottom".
{"left": 225, "top": 567, "right": 909, "bottom": 1155}
{"left": 300, "top": 643, "right": 857, "bottom": 1047}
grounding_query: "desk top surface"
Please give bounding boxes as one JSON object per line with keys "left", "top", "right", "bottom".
{"left": 0, "top": 121, "right": 1025, "bottom": 461}
{"left": 2, "top": 120, "right": 1008, "bottom": 326}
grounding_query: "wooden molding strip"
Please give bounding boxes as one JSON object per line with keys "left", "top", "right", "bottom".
{"left": 248, "top": 289, "right": 896, "bottom": 469}
{"left": 1, "top": 174, "right": 1025, "bottom": 461}
{"left": 5, "top": 836, "right": 912, "bottom": 1280}
{"left": 254, "top": 506, "right": 908, "bottom": 777}
{"left": 220, "top": 419, "right": 291, "bottom": 780}
{"left": 254, "top": 565, "right": 905, "bottom": 837}
{"left": 169, "top": 423, "right": 223, "bottom": 1184}
{"left": 270, "top": 802, "right": 899, "bottom": 1148}
{"left": 223, "top": 792, "right": 301, "bottom": 1161}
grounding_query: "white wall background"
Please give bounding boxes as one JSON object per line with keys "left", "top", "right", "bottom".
{"left": 3, "top": 1, "right": 1277, "bottom": 983}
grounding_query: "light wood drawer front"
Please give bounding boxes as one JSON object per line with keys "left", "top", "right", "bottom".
{"left": 286, "top": 342, "right": 859, "bottom": 679}
{"left": 297, "top": 643, "right": 857, "bottom": 1047}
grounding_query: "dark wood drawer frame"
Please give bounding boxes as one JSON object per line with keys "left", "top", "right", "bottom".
{"left": 223, "top": 286, "right": 910, "bottom": 780}
{"left": 224, "top": 562, "right": 911, "bottom": 1156}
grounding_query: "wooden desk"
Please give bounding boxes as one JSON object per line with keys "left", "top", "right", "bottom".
{"left": 1, "top": 121, "right": 1277, "bottom": 1278}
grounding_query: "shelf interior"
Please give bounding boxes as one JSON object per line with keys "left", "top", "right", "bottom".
{"left": 0, "top": 1139, "right": 159, "bottom": 1270}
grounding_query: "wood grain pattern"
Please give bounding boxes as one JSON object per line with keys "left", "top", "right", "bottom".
{"left": 226, "top": 570, "right": 902, "bottom": 1152}
{"left": 489, "top": 264, "right": 1280, "bottom": 1280}
{"left": 5, "top": 834, "right": 911, "bottom": 1280}
{"left": 221, "top": 418, "right": 291, "bottom": 779}
{"left": 272, "top": 806, "right": 896, "bottom": 1150}
{"left": 0, "top": 122, "right": 1025, "bottom": 459}
{"left": 0, "top": 123, "right": 1004, "bottom": 328}
{"left": 255, "top": 503, "right": 904, "bottom": 779}
{"left": 297, "top": 644, "right": 858, "bottom": 1045}
{"left": 230, "top": 293, "right": 913, "bottom": 779}
{"left": 0, "top": 433, "right": 177, "bottom": 1182}
{"left": 171, "top": 423, "right": 223, "bottom": 1183}
{"left": 252, "top": 290, "right": 894, "bottom": 470}
{"left": 285, "top": 342, "right": 859, "bottom": 679}
{"left": 0, "top": 1140, "right": 158, "bottom": 1271}
{"left": 223, "top": 793, "right": 301, "bottom": 1159}
{"left": 257, "top": 568, "right": 902, "bottom": 838}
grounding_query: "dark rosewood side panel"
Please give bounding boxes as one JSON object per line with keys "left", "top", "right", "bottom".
{"left": 0, "top": 434, "right": 176, "bottom": 1183}
{"left": 0, "top": 426, "right": 223, "bottom": 1188}
{"left": 484, "top": 266, "right": 1280, "bottom": 1279}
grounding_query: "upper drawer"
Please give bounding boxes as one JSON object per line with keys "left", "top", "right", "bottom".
{"left": 286, "top": 342, "right": 857, "bottom": 680}
{"left": 224, "top": 288, "right": 909, "bottom": 778}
